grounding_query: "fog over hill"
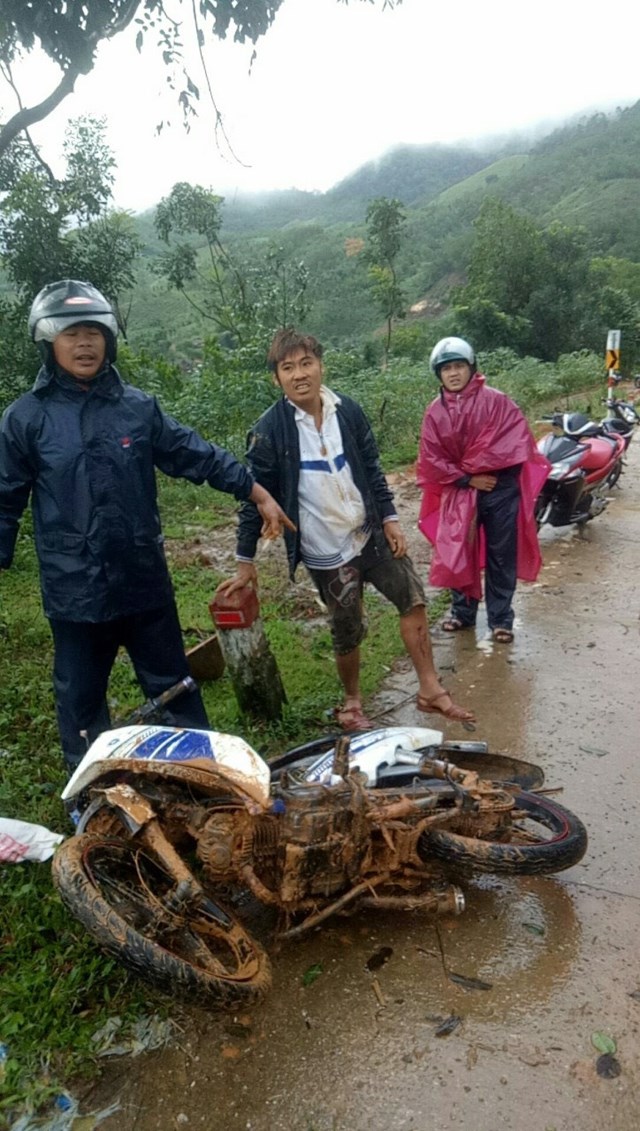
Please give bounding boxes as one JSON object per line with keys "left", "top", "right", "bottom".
{"left": 126, "top": 100, "right": 640, "bottom": 354}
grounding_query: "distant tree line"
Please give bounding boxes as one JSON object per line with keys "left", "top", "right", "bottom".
{"left": 453, "top": 198, "right": 640, "bottom": 365}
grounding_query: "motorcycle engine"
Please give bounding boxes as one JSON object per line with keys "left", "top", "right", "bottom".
{"left": 275, "top": 784, "right": 365, "bottom": 900}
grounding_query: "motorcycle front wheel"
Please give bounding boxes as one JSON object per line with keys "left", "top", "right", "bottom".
{"left": 52, "top": 834, "right": 272, "bottom": 1007}
{"left": 605, "top": 459, "right": 623, "bottom": 489}
{"left": 421, "top": 791, "right": 587, "bottom": 876}
{"left": 533, "top": 490, "right": 553, "bottom": 531}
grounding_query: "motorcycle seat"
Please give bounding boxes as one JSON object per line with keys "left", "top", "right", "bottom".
{"left": 601, "top": 418, "right": 633, "bottom": 436}
{"left": 563, "top": 412, "right": 600, "bottom": 437}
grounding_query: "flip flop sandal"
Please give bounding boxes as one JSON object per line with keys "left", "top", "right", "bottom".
{"left": 416, "top": 691, "right": 476, "bottom": 723}
{"left": 492, "top": 628, "right": 514, "bottom": 644}
{"left": 333, "top": 705, "right": 374, "bottom": 732}
{"left": 441, "top": 618, "right": 471, "bottom": 633}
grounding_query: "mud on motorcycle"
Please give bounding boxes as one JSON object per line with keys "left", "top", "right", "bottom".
{"left": 51, "top": 717, "right": 587, "bottom": 1009}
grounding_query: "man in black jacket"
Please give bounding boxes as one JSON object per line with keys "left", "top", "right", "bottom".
{"left": 218, "top": 328, "right": 474, "bottom": 731}
{"left": 0, "top": 280, "right": 292, "bottom": 773}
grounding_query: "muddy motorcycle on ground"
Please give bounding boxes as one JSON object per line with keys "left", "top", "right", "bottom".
{"left": 535, "top": 411, "right": 626, "bottom": 530}
{"left": 51, "top": 714, "right": 587, "bottom": 1009}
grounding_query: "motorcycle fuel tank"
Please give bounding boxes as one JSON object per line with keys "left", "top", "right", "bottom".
{"left": 61, "top": 725, "right": 272, "bottom": 808}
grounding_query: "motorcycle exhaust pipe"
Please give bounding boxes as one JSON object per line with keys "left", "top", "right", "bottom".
{"left": 359, "top": 885, "right": 465, "bottom": 916}
{"left": 280, "top": 883, "right": 465, "bottom": 940}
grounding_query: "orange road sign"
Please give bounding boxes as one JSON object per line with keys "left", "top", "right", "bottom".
{"left": 606, "top": 349, "right": 620, "bottom": 371}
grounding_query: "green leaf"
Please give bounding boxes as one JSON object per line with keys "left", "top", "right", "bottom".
{"left": 522, "top": 921, "right": 545, "bottom": 936}
{"left": 448, "top": 971, "right": 493, "bottom": 991}
{"left": 302, "top": 963, "right": 323, "bottom": 987}
{"left": 591, "top": 1031, "right": 617, "bottom": 1055}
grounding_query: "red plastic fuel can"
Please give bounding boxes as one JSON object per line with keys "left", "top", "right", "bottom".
{"left": 209, "top": 586, "right": 260, "bottom": 630}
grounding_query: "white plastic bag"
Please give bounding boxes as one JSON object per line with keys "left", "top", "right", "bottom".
{"left": 9, "top": 1093, "right": 120, "bottom": 1130}
{"left": 0, "top": 818, "right": 64, "bottom": 863}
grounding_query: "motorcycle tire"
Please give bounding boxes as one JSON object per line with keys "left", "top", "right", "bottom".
{"left": 421, "top": 791, "right": 587, "bottom": 876}
{"left": 52, "top": 834, "right": 272, "bottom": 1007}
{"left": 533, "top": 491, "right": 553, "bottom": 532}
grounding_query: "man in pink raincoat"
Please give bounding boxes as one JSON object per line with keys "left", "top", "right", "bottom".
{"left": 417, "top": 337, "right": 550, "bottom": 643}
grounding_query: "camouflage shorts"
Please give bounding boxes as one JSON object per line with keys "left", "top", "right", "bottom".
{"left": 307, "top": 535, "right": 425, "bottom": 656}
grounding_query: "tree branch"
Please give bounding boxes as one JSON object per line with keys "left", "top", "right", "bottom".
{"left": 0, "top": 0, "right": 143, "bottom": 158}
{"left": 189, "top": 0, "right": 248, "bottom": 166}
{"left": 0, "top": 60, "right": 58, "bottom": 184}
{"left": 0, "top": 67, "right": 79, "bottom": 157}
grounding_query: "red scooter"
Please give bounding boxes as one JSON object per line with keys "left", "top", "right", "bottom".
{"left": 535, "top": 411, "right": 626, "bottom": 529}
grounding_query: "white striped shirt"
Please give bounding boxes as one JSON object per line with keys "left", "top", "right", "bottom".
{"left": 294, "top": 387, "right": 371, "bottom": 570}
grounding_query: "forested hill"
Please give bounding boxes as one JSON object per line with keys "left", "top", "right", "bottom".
{"left": 501, "top": 106, "right": 640, "bottom": 255}
{"left": 184, "top": 102, "right": 640, "bottom": 238}
{"left": 135, "top": 142, "right": 498, "bottom": 241}
{"left": 129, "top": 100, "right": 640, "bottom": 355}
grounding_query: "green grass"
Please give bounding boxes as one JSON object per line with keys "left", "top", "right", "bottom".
{"left": 435, "top": 154, "right": 530, "bottom": 205}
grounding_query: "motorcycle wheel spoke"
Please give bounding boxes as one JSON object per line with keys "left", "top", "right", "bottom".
{"left": 508, "top": 826, "right": 548, "bottom": 845}
{"left": 84, "top": 840, "right": 259, "bottom": 980}
{"left": 509, "top": 813, "right": 556, "bottom": 844}
{"left": 167, "top": 922, "right": 252, "bottom": 978}
{"left": 169, "top": 928, "right": 231, "bottom": 974}
{"left": 86, "top": 846, "right": 169, "bottom": 935}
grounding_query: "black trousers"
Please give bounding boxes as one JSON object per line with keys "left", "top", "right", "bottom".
{"left": 49, "top": 602, "right": 209, "bottom": 773}
{"left": 450, "top": 480, "right": 520, "bottom": 631}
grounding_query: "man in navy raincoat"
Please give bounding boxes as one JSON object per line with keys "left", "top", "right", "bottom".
{"left": 0, "top": 280, "right": 292, "bottom": 774}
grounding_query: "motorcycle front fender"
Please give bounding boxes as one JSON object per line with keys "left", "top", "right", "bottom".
{"left": 546, "top": 474, "right": 588, "bottom": 526}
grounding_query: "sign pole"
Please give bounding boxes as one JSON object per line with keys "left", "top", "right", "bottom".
{"left": 605, "top": 329, "right": 621, "bottom": 420}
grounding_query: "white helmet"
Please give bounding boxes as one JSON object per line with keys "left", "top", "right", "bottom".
{"left": 429, "top": 336, "right": 475, "bottom": 376}
{"left": 28, "top": 279, "right": 118, "bottom": 363}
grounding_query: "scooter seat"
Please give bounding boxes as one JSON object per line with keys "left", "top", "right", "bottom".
{"left": 579, "top": 434, "right": 619, "bottom": 470}
{"left": 563, "top": 412, "right": 600, "bottom": 437}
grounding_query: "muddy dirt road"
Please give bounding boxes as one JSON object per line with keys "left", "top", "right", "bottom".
{"left": 89, "top": 444, "right": 640, "bottom": 1131}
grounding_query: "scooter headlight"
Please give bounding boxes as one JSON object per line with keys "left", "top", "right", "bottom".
{"left": 548, "top": 459, "right": 584, "bottom": 481}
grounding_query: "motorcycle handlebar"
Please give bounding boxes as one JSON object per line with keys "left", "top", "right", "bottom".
{"left": 120, "top": 676, "right": 199, "bottom": 726}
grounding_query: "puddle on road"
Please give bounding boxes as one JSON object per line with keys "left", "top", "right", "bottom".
{"left": 267, "top": 872, "right": 582, "bottom": 1027}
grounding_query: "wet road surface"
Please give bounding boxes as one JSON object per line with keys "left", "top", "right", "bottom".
{"left": 90, "top": 445, "right": 640, "bottom": 1131}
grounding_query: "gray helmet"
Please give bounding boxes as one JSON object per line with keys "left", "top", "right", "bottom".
{"left": 429, "top": 336, "right": 475, "bottom": 377}
{"left": 28, "top": 279, "right": 118, "bottom": 363}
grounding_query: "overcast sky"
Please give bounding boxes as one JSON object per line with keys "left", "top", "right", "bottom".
{"left": 6, "top": 0, "right": 640, "bottom": 213}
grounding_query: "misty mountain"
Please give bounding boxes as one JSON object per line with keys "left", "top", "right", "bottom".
{"left": 130, "top": 101, "right": 640, "bottom": 354}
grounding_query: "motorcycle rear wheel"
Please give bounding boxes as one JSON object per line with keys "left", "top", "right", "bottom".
{"left": 421, "top": 791, "right": 587, "bottom": 876}
{"left": 52, "top": 834, "right": 272, "bottom": 1007}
